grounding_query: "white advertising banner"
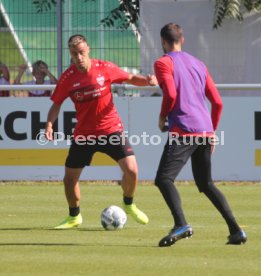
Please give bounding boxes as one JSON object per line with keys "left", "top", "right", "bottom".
{"left": 0, "top": 98, "right": 127, "bottom": 181}
{"left": 0, "top": 97, "right": 260, "bottom": 181}
{"left": 128, "top": 97, "right": 261, "bottom": 181}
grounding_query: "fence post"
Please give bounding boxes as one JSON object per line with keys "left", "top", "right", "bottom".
{"left": 56, "top": 0, "right": 63, "bottom": 78}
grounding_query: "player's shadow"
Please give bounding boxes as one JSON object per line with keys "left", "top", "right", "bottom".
{"left": 0, "top": 227, "right": 46, "bottom": 231}
{"left": 0, "top": 242, "right": 83, "bottom": 247}
{"left": 0, "top": 227, "right": 103, "bottom": 231}
{"left": 0, "top": 227, "right": 157, "bottom": 247}
{"left": 76, "top": 227, "right": 105, "bottom": 232}
{"left": 0, "top": 242, "right": 157, "bottom": 248}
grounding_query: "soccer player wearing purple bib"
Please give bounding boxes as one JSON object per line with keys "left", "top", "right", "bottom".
{"left": 154, "top": 23, "right": 247, "bottom": 247}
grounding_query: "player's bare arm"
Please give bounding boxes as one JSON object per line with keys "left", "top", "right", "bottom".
{"left": 125, "top": 73, "right": 158, "bottom": 86}
{"left": 45, "top": 103, "right": 61, "bottom": 140}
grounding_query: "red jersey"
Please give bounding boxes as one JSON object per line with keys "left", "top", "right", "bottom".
{"left": 51, "top": 59, "right": 129, "bottom": 138}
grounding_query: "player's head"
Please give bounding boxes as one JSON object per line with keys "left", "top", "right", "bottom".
{"left": 32, "top": 60, "right": 48, "bottom": 80}
{"left": 160, "top": 23, "right": 184, "bottom": 53}
{"left": 68, "top": 34, "right": 90, "bottom": 72}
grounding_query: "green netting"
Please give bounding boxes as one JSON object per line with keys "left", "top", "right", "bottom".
{"left": 0, "top": 0, "right": 140, "bottom": 79}
{"left": 0, "top": 0, "right": 57, "bottom": 76}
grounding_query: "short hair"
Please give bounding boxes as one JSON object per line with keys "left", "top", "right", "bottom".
{"left": 32, "top": 60, "right": 48, "bottom": 71}
{"left": 68, "top": 34, "right": 87, "bottom": 48}
{"left": 160, "top": 23, "right": 183, "bottom": 44}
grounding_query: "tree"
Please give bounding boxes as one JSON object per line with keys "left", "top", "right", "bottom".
{"left": 214, "top": 0, "right": 261, "bottom": 28}
{"left": 32, "top": 0, "right": 261, "bottom": 30}
{"left": 32, "top": 0, "right": 139, "bottom": 31}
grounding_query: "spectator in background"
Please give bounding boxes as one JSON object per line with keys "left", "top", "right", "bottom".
{"left": 14, "top": 60, "right": 57, "bottom": 97}
{"left": 0, "top": 62, "right": 10, "bottom": 96}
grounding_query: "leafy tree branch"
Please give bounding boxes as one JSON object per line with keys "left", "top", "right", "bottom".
{"left": 32, "top": 0, "right": 261, "bottom": 30}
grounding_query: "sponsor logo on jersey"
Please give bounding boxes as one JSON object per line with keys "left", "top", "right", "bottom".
{"left": 72, "top": 86, "right": 107, "bottom": 102}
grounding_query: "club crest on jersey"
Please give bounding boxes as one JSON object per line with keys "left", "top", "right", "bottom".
{"left": 96, "top": 75, "right": 105, "bottom": 86}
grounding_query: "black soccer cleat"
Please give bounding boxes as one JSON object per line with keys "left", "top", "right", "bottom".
{"left": 226, "top": 230, "right": 247, "bottom": 245}
{"left": 159, "top": 225, "right": 193, "bottom": 247}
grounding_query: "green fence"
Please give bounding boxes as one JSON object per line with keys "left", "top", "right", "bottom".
{"left": 0, "top": 0, "right": 140, "bottom": 81}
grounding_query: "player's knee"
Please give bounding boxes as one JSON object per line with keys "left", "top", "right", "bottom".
{"left": 197, "top": 181, "right": 214, "bottom": 193}
{"left": 155, "top": 175, "right": 169, "bottom": 188}
{"left": 154, "top": 176, "right": 160, "bottom": 187}
{"left": 63, "top": 175, "right": 78, "bottom": 186}
{"left": 63, "top": 176, "right": 70, "bottom": 186}
{"left": 124, "top": 166, "right": 138, "bottom": 181}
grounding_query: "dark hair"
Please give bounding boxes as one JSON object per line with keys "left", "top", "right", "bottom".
{"left": 68, "top": 34, "right": 87, "bottom": 48}
{"left": 32, "top": 60, "right": 48, "bottom": 70}
{"left": 160, "top": 23, "right": 183, "bottom": 44}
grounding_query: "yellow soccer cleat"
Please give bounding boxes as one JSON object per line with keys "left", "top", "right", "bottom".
{"left": 54, "top": 214, "right": 83, "bottom": 229}
{"left": 123, "top": 203, "right": 149, "bottom": 225}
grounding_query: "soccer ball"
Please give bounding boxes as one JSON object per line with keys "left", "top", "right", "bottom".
{"left": 101, "top": 205, "right": 127, "bottom": 230}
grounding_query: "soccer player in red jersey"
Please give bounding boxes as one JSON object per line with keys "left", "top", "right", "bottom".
{"left": 154, "top": 23, "right": 247, "bottom": 246}
{"left": 45, "top": 34, "right": 157, "bottom": 229}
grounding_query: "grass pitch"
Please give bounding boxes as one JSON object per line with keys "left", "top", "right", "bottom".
{"left": 0, "top": 182, "right": 260, "bottom": 276}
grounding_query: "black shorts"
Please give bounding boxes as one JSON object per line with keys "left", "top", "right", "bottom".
{"left": 65, "top": 132, "right": 134, "bottom": 168}
{"left": 155, "top": 136, "right": 213, "bottom": 192}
